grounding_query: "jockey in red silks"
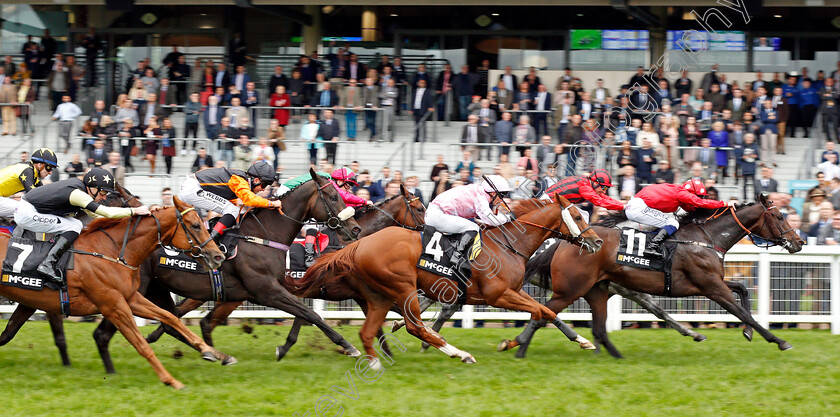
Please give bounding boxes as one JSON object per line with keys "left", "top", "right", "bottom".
{"left": 330, "top": 167, "right": 374, "bottom": 208}
{"left": 625, "top": 179, "right": 735, "bottom": 257}
{"left": 543, "top": 169, "right": 625, "bottom": 222}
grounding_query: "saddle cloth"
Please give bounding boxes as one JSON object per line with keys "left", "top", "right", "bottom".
{"left": 286, "top": 228, "right": 342, "bottom": 279}
{"left": 1, "top": 233, "right": 74, "bottom": 291}
{"left": 416, "top": 225, "right": 480, "bottom": 279}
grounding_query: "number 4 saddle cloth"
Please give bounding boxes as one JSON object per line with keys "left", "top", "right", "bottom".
{"left": 2, "top": 233, "right": 74, "bottom": 291}
{"left": 416, "top": 225, "right": 481, "bottom": 280}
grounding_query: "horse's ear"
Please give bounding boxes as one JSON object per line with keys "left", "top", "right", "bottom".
{"left": 553, "top": 193, "right": 562, "bottom": 205}
{"left": 309, "top": 167, "right": 319, "bottom": 183}
{"left": 757, "top": 193, "right": 770, "bottom": 207}
{"left": 400, "top": 183, "right": 408, "bottom": 196}
{"left": 173, "top": 195, "right": 186, "bottom": 210}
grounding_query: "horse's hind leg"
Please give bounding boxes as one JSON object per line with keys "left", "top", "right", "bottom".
{"left": 420, "top": 303, "right": 461, "bottom": 351}
{"left": 47, "top": 313, "right": 70, "bottom": 367}
{"left": 126, "top": 292, "right": 237, "bottom": 365}
{"left": 358, "top": 295, "right": 395, "bottom": 369}
{"left": 397, "top": 292, "right": 475, "bottom": 364}
{"left": 499, "top": 290, "right": 593, "bottom": 358}
{"left": 725, "top": 280, "right": 753, "bottom": 341}
{"left": 586, "top": 283, "right": 622, "bottom": 359}
{"left": 276, "top": 317, "right": 304, "bottom": 361}
{"left": 145, "top": 297, "right": 206, "bottom": 344}
{"left": 357, "top": 299, "right": 390, "bottom": 357}
{"left": 0, "top": 304, "right": 36, "bottom": 347}
{"left": 703, "top": 279, "right": 791, "bottom": 350}
{"left": 610, "top": 283, "right": 706, "bottom": 342}
{"left": 200, "top": 301, "right": 242, "bottom": 347}
{"left": 390, "top": 296, "right": 435, "bottom": 333}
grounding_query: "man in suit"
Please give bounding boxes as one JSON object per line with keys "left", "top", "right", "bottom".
{"left": 309, "top": 81, "right": 339, "bottom": 108}
{"left": 590, "top": 78, "right": 611, "bottom": 105}
{"left": 700, "top": 64, "right": 720, "bottom": 93}
{"left": 214, "top": 63, "right": 231, "bottom": 90}
{"left": 554, "top": 96, "right": 577, "bottom": 140}
{"left": 532, "top": 83, "right": 551, "bottom": 136}
{"left": 87, "top": 139, "right": 109, "bottom": 167}
{"left": 243, "top": 81, "right": 259, "bottom": 122}
{"left": 410, "top": 79, "right": 434, "bottom": 142}
{"left": 228, "top": 33, "right": 247, "bottom": 68}
{"left": 674, "top": 70, "right": 693, "bottom": 99}
{"left": 752, "top": 70, "right": 767, "bottom": 93}
{"left": 461, "top": 115, "right": 490, "bottom": 162}
{"left": 404, "top": 176, "right": 425, "bottom": 205}
{"left": 361, "top": 78, "right": 380, "bottom": 141}
{"left": 157, "top": 78, "right": 178, "bottom": 108}
{"left": 808, "top": 203, "right": 836, "bottom": 244}
{"left": 192, "top": 147, "right": 215, "bottom": 172}
{"left": 435, "top": 64, "right": 454, "bottom": 118}
{"left": 755, "top": 166, "right": 779, "bottom": 195}
{"left": 103, "top": 151, "right": 126, "bottom": 185}
{"left": 138, "top": 94, "right": 169, "bottom": 128}
{"left": 412, "top": 63, "right": 430, "bottom": 88}
{"left": 268, "top": 66, "right": 289, "bottom": 96}
{"left": 318, "top": 109, "right": 341, "bottom": 164}
{"left": 379, "top": 78, "right": 399, "bottom": 141}
{"left": 232, "top": 65, "right": 251, "bottom": 93}
{"left": 772, "top": 87, "right": 790, "bottom": 153}
{"left": 819, "top": 78, "right": 839, "bottom": 143}
{"left": 225, "top": 97, "right": 249, "bottom": 128}
{"left": 344, "top": 53, "right": 366, "bottom": 82}
{"left": 494, "top": 80, "right": 514, "bottom": 111}
{"left": 498, "top": 66, "right": 518, "bottom": 93}
{"left": 203, "top": 96, "right": 223, "bottom": 139}
{"left": 726, "top": 87, "right": 749, "bottom": 121}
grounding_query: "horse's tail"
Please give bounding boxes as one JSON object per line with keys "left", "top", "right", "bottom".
{"left": 304, "top": 241, "right": 361, "bottom": 290}
{"left": 525, "top": 240, "right": 560, "bottom": 290}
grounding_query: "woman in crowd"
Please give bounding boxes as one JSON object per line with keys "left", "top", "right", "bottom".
{"left": 128, "top": 79, "right": 148, "bottom": 105}
{"left": 708, "top": 121, "right": 731, "bottom": 179}
{"left": 301, "top": 112, "right": 321, "bottom": 166}
{"left": 270, "top": 85, "right": 290, "bottom": 128}
{"left": 682, "top": 116, "right": 702, "bottom": 166}
{"left": 431, "top": 170, "right": 452, "bottom": 200}
{"left": 159, "top": 117, "right": 177, "bottom": 175}
{"left": 616, "top": 140, "right": 638, "bottom": 169}
{"left": 16, "top": 78, "right": 35, "bottom": 135}
{"left": 266, "top": 118, "right": 285, "bottom": 169}
{"left": 143, "top": 115, "right": 161, "bottom": 173}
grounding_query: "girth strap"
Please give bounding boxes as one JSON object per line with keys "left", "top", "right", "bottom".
{"left": 209, "top": 269, "right": 225, "bottom": 302}
{"left": 59, "top": 287, "right": 70, "bottom": 317}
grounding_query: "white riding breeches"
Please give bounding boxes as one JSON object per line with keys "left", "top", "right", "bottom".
{"left": 0, "top": 197, "right": 20, "bottom": 218}
{"left": 14, "top": 200, "right": 83, "bottom": 235}
{"left": 426, "top": 204, "right": 480, "bottom": 234}
{"left": 625, "top": 197, "right": 679, "bottom": 229}
{"left": 179, "top": 177, "right": 240, "bottom": 218}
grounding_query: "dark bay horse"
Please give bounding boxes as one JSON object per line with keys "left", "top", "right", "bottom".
{"left": 91, "top": 169, "right": 365, "bottom": 374}
{"left": 499, "top": 194, "right": 804, "bottom": 359}
{"left": 143, "top": 185, "right": 427, "bottom": 360}
{"left": 0, "top": 198, "right": 229, "bottom": 389}
{"left": 0, "top": 181, "right": 143, "bottom": 367}
{"left": 305, "top": 195, "right": 603, "bottom": 367}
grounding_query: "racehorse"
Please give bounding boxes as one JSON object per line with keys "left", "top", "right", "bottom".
{"left": 304, "top": 195, "right": 603, "bottom": 366}
{"left": 0, "top": 181, "right": 142, "bottom": 367}
{"left": 143, "top": 185, "right": 427, "bottom": 360}
{"left": 499, "top": 194, "right": 804, "bottom": 359}
{"left": 90, "top": 169, "right": 366, "bottom": 374}
{"left": 0, "top": 197, "right": 229, "bottom": 389}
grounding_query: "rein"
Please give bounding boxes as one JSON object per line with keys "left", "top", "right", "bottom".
{"left": 277, "top": 180, "right": 357, "bottom": 240}
{"left": 369, "top": 195, "right": 425, "bottom": 231}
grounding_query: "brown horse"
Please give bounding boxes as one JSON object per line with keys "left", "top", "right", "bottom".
{"left": 89, "top": 170, "right": 365, "bottom": 374}
{"left": 305, "top": 195, "right": 603, "bottom": 366}
{"left": 0, "top": 197, "right": 228, "bottom": 389}
{"left": 500, "top": 194, "right": 804, "bottom": 358}
{"left": 144, "top": 185, "right": 427, "bottom": 360}
{"left": 0, "top": 181, "right": 142, "bottom": 367}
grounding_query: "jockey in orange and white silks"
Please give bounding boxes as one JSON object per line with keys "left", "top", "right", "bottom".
{"left": 426, "top": 174, "right": 513, "bottom": 235}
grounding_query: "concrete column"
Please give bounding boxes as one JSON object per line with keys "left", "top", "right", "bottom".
{"left": 302, "top": 5, "right": 322, "bottom": 55}
{"left": 362, "top": 7, "right": 378, "bottom": 42}
{"left": 648, "top": 7, "right": 668, "bottom": 68}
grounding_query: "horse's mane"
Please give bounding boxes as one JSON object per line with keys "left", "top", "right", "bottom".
{"left": 593, "top": 211, "right": 627, "bottom": 228}
{"left": 510, "top": 198, "right": 550, "bottom": 218}
{"left": 353, "top": 194, "right": 401, "bottom": 219}
{"left": 81, "top": 215, "right": 135, "bottom": 236}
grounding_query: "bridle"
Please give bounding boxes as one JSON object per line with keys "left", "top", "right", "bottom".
{"left": 706, "top": 204, "right": 794, "bottom": 250}
{"left": 277, "top": 178, "right": 358, "bottom": 240}
{"left": 516, "top": 201, "right": 593, "bottom": 247}
{"left": 366, "top": 193, "right": 425, "bottom": 231}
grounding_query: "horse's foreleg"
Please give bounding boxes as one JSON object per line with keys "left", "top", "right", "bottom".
{"left": 145, "top": 297, "right": 206, "bottom": 344}
{"left": 93, "top": 319, "right": 119, "bottom": 374}
{"left": 126, "top": 292, "right": 237, "bottom": 365}
{"left": 609, "top": 283, "right": 706, "bottom": 342}
{"left": 420, "top": 303, "right": 460, "bottom": 351}
{"left": 397, "top": 293, "right": 475, "bottom": 364}
{"left": 725, "top": 280, "right": 754, "bottom": 342}
{"left": 357, "top": 299, "right": 390, "bottom": 357}
{"left": 47, "top": 313, "right": 70, "bottom": 367}
{"left": 0, "top": 304, "right": 36, "bottom": 347}
{"left": 358, "top": 297, "right": 394, "bottom": 370}
{"left": 276, "top": 317, "right": 304, "bottom": 361}
{"left": 91, "top": 289, "right": 183, "bottom": 389}
{"left": 200, "top": 301, "right": 242, "bottom": 347}
{"left": 586, "top": 283, "right": 622, "bottom": 359}
{"left": 704, "top": 280, "right": 791, "bottom": 350}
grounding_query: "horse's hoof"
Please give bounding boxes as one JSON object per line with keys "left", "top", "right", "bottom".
{"left": 168, "top": 380, "right": 186, "bottom": 390}
{"left": 369, "top": 358, "right": 382, "bottom": 371}
{"left": 344, "top": 346, "right": 361, "bottom": 357}
{"left": 222, "top": 356, "right": 237, "bottom": 366}
{"left": 201, "top": 351, "right": 218, "bottom": 362}
{"left": 391, "top": 320, "right": 405, "bottom": 333}
{"left": 276, "top": 346, "right": 287, "bottom": 361}
{"left": 779, "top": 341, "right": 793, "bottom": 351}
{"left": 420, "top": 342, "right": 430, "bottom": 351}
{"left": 575, "top": 335, "right": 596, "bottom": 350}
{"left": 461, "top": 355, "right": 476, "bottom": 364}
{"left": 693, "top": 333, "right": 707, "bottom": 342}
{"left": 497, "top": 339, "right": 512, "bottom": 352}
{"left": 743, "top": 329, "right": 753, "bottom": 342}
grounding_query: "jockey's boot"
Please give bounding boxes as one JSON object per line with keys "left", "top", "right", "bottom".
{"left": 450, "top": 230, "right": 478, "bottom": 278}
{"left": 643, "top": 229, "right": 669, "bottom": 258}
{"left": 37, "top": 232, "right": 78, "bottom": 285}
{"left": 304, "top": 229, "right": 318, "bottom": 267}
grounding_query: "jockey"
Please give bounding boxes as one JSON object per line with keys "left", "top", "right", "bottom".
{"left": 0, "top": 148, "right": 59, "bottom": 218}
{"left": 543, "top": 169, "right": 625, "bottom": 221}
{"left": 426, "top": 174, "right": 514, "bottom": 268}
{"left": 180, "top": 161, "right": 281, "bottom": 240}
{"left": 15, "top": 168, "right": 151, "bottom": 284}
{"left": 330, "top": 167, "right": 374, "bottom": 208}
{"left": 625, "top": 179, "right": 734, "bottom": 258}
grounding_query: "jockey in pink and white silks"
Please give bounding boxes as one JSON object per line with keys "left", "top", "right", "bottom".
{"left": 426, "top": 175, "right": 514, "bottom": 267}
{"left": 330, "top": 167, "right": 374, "bottom": 208}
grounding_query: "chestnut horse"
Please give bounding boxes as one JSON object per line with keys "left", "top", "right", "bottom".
{"left": 0, "top": 181, "right": 143, "bottom": 367}
{"left": 305, "top": 195, "right": 603, "bottom": 366}
{"left": 0, "top": 197, "right": 228, "bottom": 389}
{"left": 143, "top": 185, "right": 427, "bottom": 361}
{"left": 500, "top": 194, "right": 804, "bottom": 359}
{"left": 90, "top": 169, "right": 365, "bottom": 374}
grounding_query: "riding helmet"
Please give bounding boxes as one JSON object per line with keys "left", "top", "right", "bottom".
{"left": 83, "top": 168, "right": 117, "bottom": 192}
{"left": 331, "top": 167, "right": 358, "bottom": 186}
{"left": 682, "top": 179, "right": 707, "bottom": 196}
{"left": 589, "top": 169, "right": 613, "bottom": 189}
{"left": 247, "top": 161, "right": 276, "bottom": 186}
{"left": 30, "top": 148, "right": 59, "bottom": 168}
